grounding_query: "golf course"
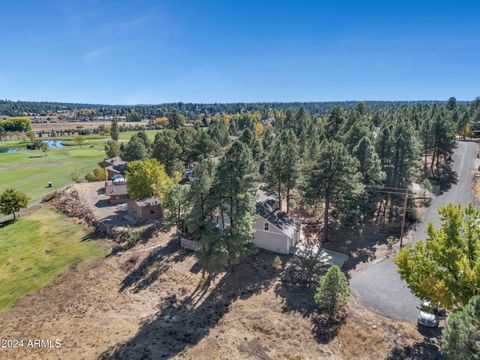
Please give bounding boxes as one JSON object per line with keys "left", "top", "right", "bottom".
{"left": 0, "top": 130, "right": 161, "bottom": 203}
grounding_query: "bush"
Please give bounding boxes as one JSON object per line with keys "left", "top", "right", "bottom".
{"left": 94, "top": 165, "right": 107, "bottom": 181}
{"left": 71, "top": 171, "right": 82, "bottom": 183}
{"left": 84, "top": 172, "right": 97, "bottom": 182}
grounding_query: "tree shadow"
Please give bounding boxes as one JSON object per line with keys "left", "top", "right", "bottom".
{"left": 0, "top": 218, "right": 16, "bottom": 228}
{"left": 119, "top": 235, "right": 189, "bottom": 293}
{"left": 312, "top": 312, "right": 346, "bottom": 344}
{"left": 100, "top": 254, "right": 276, "bottom": 359}
{"left": 436, "top": 163, "right": 458, "bottom": 194}
{"left": 386, "top": 339, "right": 443, "bottom": 360}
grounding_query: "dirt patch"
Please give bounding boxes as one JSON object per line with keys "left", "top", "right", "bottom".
{"left": 0, "top": 229, "right": 440, "bottom": 360}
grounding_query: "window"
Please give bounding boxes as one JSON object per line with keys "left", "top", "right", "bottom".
{"left": 150, "top": 210, "right": 156, "bottom": 215}
{"left": 264, "top": 222, "right": 269, "bottom": 231}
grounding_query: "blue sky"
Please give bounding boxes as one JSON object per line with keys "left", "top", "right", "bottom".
{"left": 1, "top": 0, "right": 479, "bottom": 104}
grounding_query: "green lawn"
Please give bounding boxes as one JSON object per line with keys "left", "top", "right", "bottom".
{"left": 0, "top": 208, "right": 107, "bottom": 312}
{"left": 0, "top": 129, "right": 161, "bottom": 202}
{"left": 0, "top": 145, "right": 105, "bottom": 202}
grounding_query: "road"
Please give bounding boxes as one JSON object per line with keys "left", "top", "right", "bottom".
{"left": 350, "top": 141, "right": 477, "bottom": 322}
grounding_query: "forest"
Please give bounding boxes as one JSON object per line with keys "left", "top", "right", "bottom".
{"left": 112, "top": 97, "right": 478, "bottom": 278}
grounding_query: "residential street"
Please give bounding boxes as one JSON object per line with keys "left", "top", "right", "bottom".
{"left": 350, "top": 141, "right": 477, "bottom": 322}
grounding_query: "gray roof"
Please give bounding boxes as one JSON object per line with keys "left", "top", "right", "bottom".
{"left": 255, "top": 188, "right": 300, "bottom": 237}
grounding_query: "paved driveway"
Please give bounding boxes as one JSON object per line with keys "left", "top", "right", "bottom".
{"left": 350, "top": 141, "right": 477, "bottom": 322}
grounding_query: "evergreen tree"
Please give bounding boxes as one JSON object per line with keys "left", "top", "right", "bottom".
{"left": 105, "top": 140, "right": 120, "bottom": 158}
{"left": 174, "top": 127, "right": 196, "bottom": 162}
{"left": 446, "top": 96, "right": 457, "bottom": 111}
{"left": 110, "top": 119, "right": 119, "bottom": 141}
{"left": 196, "top": 222, "right": 228, "bottom": 279}
{"left": 191, "top": 130, "right": 219, "bottom": 161}
{"left": 168, "top": 109, "right": 186, "bottom": 129}
{"left": 314, "top": 265, "right": 350, "bottom": 320}
{"left": 351, "top": 136, "right": 385, "bottom": 214}
{"left": 186, "top": 159, "right": 217, "bottom": 236}
{"left": 264, "top": 129, "right": 300, "bottom": 213}
{"left": 325, "top": 106, "right": 346, "bottom": 140}
{"left": 213, "top": 141, "right": 258, "bottom": 267}
{"left": 122, "top": 134, "right": 148, "bottom": 162}
{"left": 301, "top": 140, "right": 364, "bottom": 241}
{"left": 152, "top": 132, "right": 183, "bottom": 177}
{"left": 164, "top": 184, "right": 190, "bottom": 240}
{"left": 441, "top": 295, "right": 480, "bottom": 360}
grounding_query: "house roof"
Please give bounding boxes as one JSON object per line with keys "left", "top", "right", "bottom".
{"left": 255, "top": 188, "right": 300, "bottom": 238}
{"left": 130, "top": 197, "right": 161, "bottom": 208}
{"left": 105, "top": 183, "right": 128, "bottom": 196}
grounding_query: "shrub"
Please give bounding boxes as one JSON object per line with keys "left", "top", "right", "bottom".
{"left": 94, "top": 165, "right": 107, "bottom": 181}
{"left": 71, "top": 171, "right": 82, "bottom": 183}
{"left": 272, "top": 256, "right": 283, "bottom": 272}
{"left": 84, "top": 172, "right": 97, "bottom": 182}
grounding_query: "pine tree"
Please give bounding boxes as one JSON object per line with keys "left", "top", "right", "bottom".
{"left": 264, "top": 129, "right": 300, "bottom": 213}
{"left": 186, "top": 159, "right": 217, "bottom": 236}
{"left": 196, "top": 222, "right": 228, "bottom": 279}
{"left": 164, "top": 184, "right": 190, "bottom": 240}
{"left": 301, "top": 140, "right": 364, "bottom": 241}
{"left": 441, "top": 295, "right": 480, "bottom": 360}
{"left": 315, "top": 265, "right": 350, "bottom": 320}
{"left": 325, "top": 106, "right": 346, "bottom": 140}
{"left": 122, "top": 134, "right": 148, "bottom": 161}
{"left": 351, "top": 136, "right": 385, "bottom": 214}
{"left": 152, "top": 132, "right": 183, "bottom": 177}
{"left": 213, "top": 141, "right": 258, "bottom": 267}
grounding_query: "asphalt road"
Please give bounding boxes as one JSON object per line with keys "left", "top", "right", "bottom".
{"left": 350, "top": 141, "right": 477, "bottom": 322}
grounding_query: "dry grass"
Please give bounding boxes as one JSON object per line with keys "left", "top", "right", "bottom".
{"left": 0, "top": 215, "right": 437, "bottom": 360}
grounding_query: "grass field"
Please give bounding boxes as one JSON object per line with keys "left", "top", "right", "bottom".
{"left": 0, "top": 145, "right": 105, "bottom": 202}
{"left": 0, "top": 129, "right": 161, "bottom": 202}
{"left": 0, "top": 208, "right": 106, "bottom": 312}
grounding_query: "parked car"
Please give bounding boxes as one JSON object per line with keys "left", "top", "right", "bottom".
{"left": 417, "top": 300, "right": 446, "bottom": 328}
{"left": 116, "top": 203, "right": 128, "bottom": 212}
{"left": 111, "top": 174, "right": 126, "bottom": 184}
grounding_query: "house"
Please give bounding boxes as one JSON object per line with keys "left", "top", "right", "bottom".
{"left": 254, "top": 195, "right": 301, "bottom": 254}
{"left": 183, "top": 188, "right": 301, "bottom": 255}
{"left": 99, "top": 156, "right": 127, "bottom": 180}
{"left": 127, "top": 197, "right": 163, "bottom": 221}
{"left": 105, "top": 182, "right": 129, "bottom": 204}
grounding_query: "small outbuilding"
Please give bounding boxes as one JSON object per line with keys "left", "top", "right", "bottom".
{"left": 105, "top": 182, "right": 129, "bottom": 204}
{"left": 127, "top": 197, "right": 163, "bottom": 221}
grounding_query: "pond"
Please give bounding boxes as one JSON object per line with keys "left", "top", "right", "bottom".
{"left": 0, "top": 140, "right": 64, "bottom": 153}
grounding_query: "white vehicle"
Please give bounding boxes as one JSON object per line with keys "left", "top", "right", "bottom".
{"left": 116, "top": 203, "right": 128, "bottom": 212}
{"left": 417, "top": 300, "right": 446, "bottom": 328}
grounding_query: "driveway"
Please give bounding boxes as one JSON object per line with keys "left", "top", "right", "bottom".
{"left": 350, "top": 141, "right": 477, "bottom": 322}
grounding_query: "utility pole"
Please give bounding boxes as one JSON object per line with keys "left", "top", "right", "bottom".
{"left": 400, "top": 190, "right": 409, "bottom": 247}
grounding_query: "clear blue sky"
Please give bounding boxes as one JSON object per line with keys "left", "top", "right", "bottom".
{"left": 1, "top": 0, "right": 479, "bottom": 104}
